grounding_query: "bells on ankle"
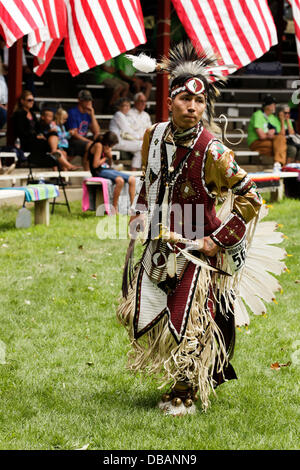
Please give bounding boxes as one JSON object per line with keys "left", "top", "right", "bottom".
{"left": 161, "top": 382, "right": 198, "bottom": 408}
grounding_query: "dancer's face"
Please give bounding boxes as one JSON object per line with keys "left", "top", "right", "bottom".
{"left": 167, "top": 92, "right": 206, "bottom": 129}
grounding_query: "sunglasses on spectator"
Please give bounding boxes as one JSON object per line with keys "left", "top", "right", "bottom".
{"left": 284, "top": 111, "right": 290, "bottom": 115}
{"left": 25, "top": 98, "right": 34, "bottom": 102}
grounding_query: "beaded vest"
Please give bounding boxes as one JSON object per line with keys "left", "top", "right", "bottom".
{"left": 166, "top": 127, "right": 222, "bottom": 239}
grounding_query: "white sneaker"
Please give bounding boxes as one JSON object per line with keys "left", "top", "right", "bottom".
{"left": 273, "top": 162, "right": 281, "bottom": 174}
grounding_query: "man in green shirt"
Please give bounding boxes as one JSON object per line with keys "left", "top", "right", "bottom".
{"left": 115, "top": 51, "right": 153, "bottom": 101}
{"left": 247, "top": 95, "right": 286, "bottom": 168}
{"left": 277, "top": 105, "right": 300, "bottom": 163}
{"left": 94, "top": 58, "right": 129, "bottom": 107}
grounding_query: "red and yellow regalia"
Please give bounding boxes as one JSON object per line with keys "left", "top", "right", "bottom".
{"left": 117, "top": 42, "right": 286, "bottom": 415}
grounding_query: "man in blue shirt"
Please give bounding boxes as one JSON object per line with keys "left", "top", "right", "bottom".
{"left": 67, "top": 89, "right": 101, "bottom": 170}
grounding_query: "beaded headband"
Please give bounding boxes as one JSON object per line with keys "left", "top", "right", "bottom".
{"left": 125, "top": 41, "right": 234, "bottom": 125}
{"left": 170, "top": 77, "right": 206, "bottom": 98}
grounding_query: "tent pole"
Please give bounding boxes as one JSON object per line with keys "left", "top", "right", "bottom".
{"left": 6, "top": 38, "right": 23, "bottom": 146}
{"left": 156, "top": 0, "right": 171, "bottom": 122}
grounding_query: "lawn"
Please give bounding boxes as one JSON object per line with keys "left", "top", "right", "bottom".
{"left": 0, "top": 198, "right": 299, "bottom": 450}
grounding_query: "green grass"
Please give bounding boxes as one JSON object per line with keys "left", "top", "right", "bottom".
{"left": 0, "top": 198, "right": 299, "bottom": 450}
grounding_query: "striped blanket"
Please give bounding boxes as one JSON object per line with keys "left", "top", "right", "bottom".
{"left": 0, "top": 184, "right": 59, "bottom": 202}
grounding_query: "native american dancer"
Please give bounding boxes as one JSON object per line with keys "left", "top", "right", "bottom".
{"left": 117, "top": 42, "right": 287, "bottom": 416}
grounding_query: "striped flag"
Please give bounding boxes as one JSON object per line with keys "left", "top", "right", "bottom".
{"left": 171, "top": 0, "right": 278, "bottom": 74}
{"left": 0, "top": 0, "right": 45, "bottom": 47}
{"left": 288, "top": 0, "right": 300, "bottom": 67}
{"left": 34, "top": 0, "right": 147, "bottom": 77}
{"left": 27, "top": 0, "right": 67, "bottom": 62}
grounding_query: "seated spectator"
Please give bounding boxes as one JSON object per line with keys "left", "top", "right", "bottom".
{"left": 37, "top": 107, "right": 80, "bottom": 170}
{"left": 115, "top": 51, "right": 152, "bottom": 101}
{"left": 247, "top": 95, "right": 286, "bottom": 169}
{"left": 53, "top": 108, "right": 73, "bottom": 157}
{"left": 288, "top": 96, "right": 298, "bottom": 125}
{"left": 0, "top": 55, "right": 7, "bottom": 130}
{"left": 0, "top": 103, "right": 6, "bottom": 130}
{"left": 109, "top": 97, "right": 143, "bottom": 170}
{"left": 66, "top": 89, "right": 101, "bottom": 170}
{"left": 36, "top": 107, "right": 57, "bottom": 137}
{"left": 94, "top": 58, "right": 129, "bottom": 108}
{"left": 12, "top": 90, "right": 77, "bottom": 171}
{"left": 278, "top": 105, "right": 300, "bottom": 163}
{"left": 88, "top": 131, "right": 136, "bottom": 214}
{"left": 126, "top": 92, "right": 152, "bottom": 170}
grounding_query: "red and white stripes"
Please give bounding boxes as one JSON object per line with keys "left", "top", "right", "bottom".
{"left": 28, "top": 0, "right": 67, "bottom": 62}
{"left": 0, "top": 0, "right": 44, "bottom": 47}
{"left": 1, "top": 0, "right": 146, "bottom": 77}
{"left": 1, "top": 0, "right": 280, "bottom": 78}
{"left": 171, "top": 0, "right": 278, "bottom": 74}
{"left": 62, "top": 0, "right": 147, "bottom": 77}
{"left": 288, "top": 0, "right": 300, "bottom": 67}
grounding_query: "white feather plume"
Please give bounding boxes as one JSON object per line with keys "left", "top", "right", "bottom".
{"left": 125, "top": 53, "right": 157, "bottom": 73}
{"left": 217, "top": 197, "right": 287, "bottom": 327}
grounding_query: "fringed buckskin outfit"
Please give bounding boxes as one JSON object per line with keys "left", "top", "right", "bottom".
{"left": 117, "top": 42, "right": 286, "bottom": 415}
{"left": 117, "top": 119, "right": 263, "bottom": 411}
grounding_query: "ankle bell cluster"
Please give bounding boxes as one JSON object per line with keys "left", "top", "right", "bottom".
{"left": 161, "top": 381, "right": 198, "bottom": 408}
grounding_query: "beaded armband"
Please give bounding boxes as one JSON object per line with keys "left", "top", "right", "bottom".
{"left": 130, "top": 178, "right": 148, "bottom": 216}
{"left": 210, "top": 212, "right": 246, "bottom": 248}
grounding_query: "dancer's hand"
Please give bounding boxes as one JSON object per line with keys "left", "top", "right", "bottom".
{"left": 129, "top": 214, "right": 145, "bottom": 239}
{"left": 198, "top": 237, "right": 219, "bottom": 257}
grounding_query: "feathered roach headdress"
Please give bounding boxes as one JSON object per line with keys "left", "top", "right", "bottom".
{"left": 126, "top": 40, "right": 235, "bottom": 126}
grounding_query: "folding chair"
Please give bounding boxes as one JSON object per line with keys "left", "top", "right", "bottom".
{"left": 26, "top": 152, "right": 71, "bottom": 213}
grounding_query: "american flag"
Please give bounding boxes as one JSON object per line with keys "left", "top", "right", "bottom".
{"left": 27, "top": 0, "right": 67, "bottom": 62}
{"left": 288, "top": 0, "right": 300, "bottom": 67}
{"left": 1, "top": 0, "right": 146, "bottom": 77}
{"left": 34, "top": 0, "right": 147, "bottom": 77}
{"left": 61, "top": 0, "right": 147, "bottom": 77}
{"left": 0, "top": 0, "right": 45, "bottom": 47}
{"left": 171, "top": 0, "right": 278, "bottom": 74}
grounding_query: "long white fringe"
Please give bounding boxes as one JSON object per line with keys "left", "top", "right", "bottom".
{"left": 117, "top": 263, "right": 229, "bottom": 412}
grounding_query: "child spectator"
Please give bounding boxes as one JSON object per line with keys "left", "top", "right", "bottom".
{"left": 53, "top": 108, "right": 73, "bottom": 157}
{"left": 88, "top": 131, "right": 136, "bottom": 214}
{"left": 36, "top": 107, "right": 57, "bottom": 139}
{"left": 36, "top": 107, "right": 80, "bottom": 170}
{"left": 12, "top": 91, "right": 78, "bottom": 171}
